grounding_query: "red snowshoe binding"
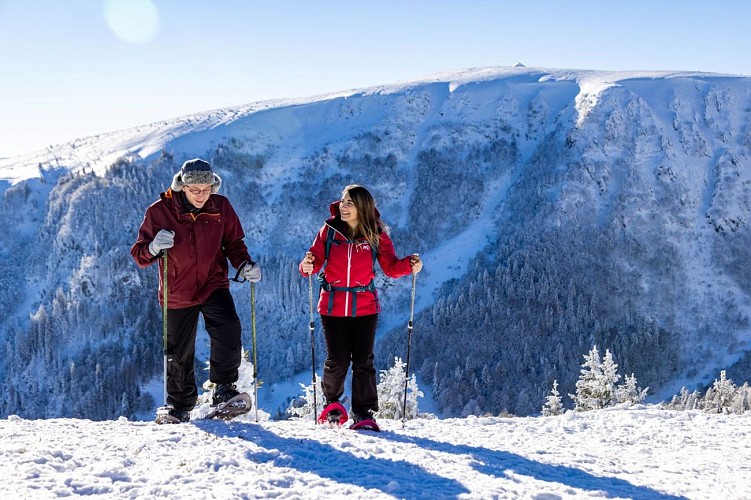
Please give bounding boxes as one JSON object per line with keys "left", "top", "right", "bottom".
{"left": 350, "top": 412, "right": 380, "bottom": 432}
{"left": 318, "top": 401, "right": 348, "bottom": 426}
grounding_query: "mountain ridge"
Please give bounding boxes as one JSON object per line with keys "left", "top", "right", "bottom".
{"left": 1, "top": 66, "right": 742, "bottom": 184}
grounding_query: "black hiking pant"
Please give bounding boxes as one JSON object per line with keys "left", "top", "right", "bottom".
{"left": 166, "top": 287, "right": 241, "bottom": 411}
{"left": 320, "top": 314, "right": 379, "bottom": 417}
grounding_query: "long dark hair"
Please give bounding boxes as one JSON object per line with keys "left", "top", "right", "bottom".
{"left": 341, "top": 184, "right": 386, "bottom": 252}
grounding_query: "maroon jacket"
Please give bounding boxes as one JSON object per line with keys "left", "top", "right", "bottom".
{"left": 299, "top": 201, "right": 413, "bottom": 317}
{"left": 131, "top": 189, "right": 251, "bottom": 309}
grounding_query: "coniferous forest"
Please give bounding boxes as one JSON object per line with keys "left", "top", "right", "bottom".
{"left": 2, "top": 68, "right": 751, "bottom": 419}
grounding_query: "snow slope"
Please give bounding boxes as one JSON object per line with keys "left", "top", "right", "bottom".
{"left": 2, "top": 406, "right": 748, "bottom": 499}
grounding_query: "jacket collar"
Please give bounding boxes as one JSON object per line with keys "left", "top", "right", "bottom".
{"left": 162, "top": 188, "right": 216, "bottom": 215}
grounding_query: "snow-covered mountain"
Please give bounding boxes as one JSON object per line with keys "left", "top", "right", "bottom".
{"left": 2, "top": 66, "right": 751, "bottom": 419}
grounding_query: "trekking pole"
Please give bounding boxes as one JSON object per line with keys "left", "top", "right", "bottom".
{"left": 231, "top": 262, "right": 260, "bottom": 422}
{"left": 402, "top": 256, "right": 418, "bottom": 427}
{"left": 308, "top": 270, "right": 318, "bottom": 424}
{"left": 251, "top": 282, "right": 259, "bottom": 422}
{"left": 162, "top": 251, "right": 169, "bottom": 407}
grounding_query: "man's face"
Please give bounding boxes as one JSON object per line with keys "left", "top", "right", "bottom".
{"left": 184, "top": 184, "right": 212, "bottom": 208}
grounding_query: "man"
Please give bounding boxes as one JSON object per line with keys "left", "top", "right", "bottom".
{"left": 131, "top": 158, "right": 261, "bottom": 423}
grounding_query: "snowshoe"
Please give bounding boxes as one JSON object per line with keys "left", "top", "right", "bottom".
{"left": 155, "top": 405, "right": 191, "bottom": 424}
{"left": 205, "top": 392, "right": 253, "bottom": 420}
{"left": 318, "top": 401, "right": 348, "bottom": 426}
{"left": 350, "top": 412, "right": 380, "bottom": 432}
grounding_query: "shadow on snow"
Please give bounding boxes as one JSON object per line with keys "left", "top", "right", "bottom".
{"left": 193, "top": 419, "right": 688, "bottom": 499}
{"left": 373, "top": 429, "right": 689, "bottom": 500}
{"left": 192, "top": 420, "right": 469, "bottom": 498}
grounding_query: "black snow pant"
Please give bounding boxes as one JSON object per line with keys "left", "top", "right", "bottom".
{"left": 166, "top": 287, "right": 242, "bottom": 411}
{"left": 320, "top": 314, "right": 379, "bottom": 417}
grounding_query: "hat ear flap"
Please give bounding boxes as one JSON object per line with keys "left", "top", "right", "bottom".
{"left": 171, "top": 172, "right": 186, "bottom": 192}
{"left": 211, "top": 173, "right": 222, "bottom": 194}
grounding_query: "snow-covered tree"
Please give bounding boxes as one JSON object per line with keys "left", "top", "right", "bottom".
{"left": 705, "top": 370, "right": 737, "bottom": 414}
{"left": 286, "top": 357, "right": 424, "bottom": 421}
{"left": 572, "top": 346, "right": 610, "bottom": 411}
{"left": 286, "top": 374, "right": 323, "bottom": 420}
{"left": 376, "top": 357, "right": 423, "bottom": 420}
{"left": 601, "top": 350, "right": 621, "bottom": 399}
{"left": 542, "top": 379, "right": 563, "bottom": 416}
{"left": 572, "top": 345, "right": 645, "bottom": 411}
{"left": 665, "top": 372, "right": 751, "bottom": 414}
{"left": 666, "top": 387, "right": 702, "bottom": 411}
{"left": 614, "top": 373, "right": 649, "bottom": 405}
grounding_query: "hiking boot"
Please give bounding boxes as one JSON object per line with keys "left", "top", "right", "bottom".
{"left": 169, "top": 407, "right": 191, "bottom": 422}
{"left": 155, "top": 405, "right": 191, "bottom": 424}
{"left": 352, "top": 410, "right": 376, "bottom": 424}
{"left": 212, "top": 383, "right": 240, "bottom": 406}
{"left": 351, "top": 410, "right": 379, "bottom": 431}
{"left": 327, "top": 408, "right": 343, "bottom": 423}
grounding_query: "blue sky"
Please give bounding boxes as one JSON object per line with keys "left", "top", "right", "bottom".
{"left": 2, "top": 0, "right": 750, "bottom": 158}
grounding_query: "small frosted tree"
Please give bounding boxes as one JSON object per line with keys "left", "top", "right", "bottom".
{"left": 665, "top": 373, "right": 751, "bottom": 414}
{"left": 120, "top": 391, "right": 133, "bottom": 420}
{"left": 705, "top": 370, "right": 737, "bottom": 414}
{"left": 571, "top": 345, "right": 611, "bottom": 411}
{"left": 614, "top": 373, "right": 648, "bottom": 405}
{"left": 730, "top": 383, "right": 751, "bottom": 414}
{"left": 286, "top": 373, "right": 324, "bottom": 419}
{"left": 600, "top": 349, "right": 621, "bottom": 400}
{"left": 542, "top": 379, "right": 564, "bottom": 416}
{"left": 571, "top": 345, "right": 645, "bottom": 411}
{"left": 287, "top": 373, "right": 324, "bottom": 419}
{"left": 666, "top": 387, "right": 702, "bottom": 411}
{"left": 376, "top": 357, "right": 423, "bottom": 420}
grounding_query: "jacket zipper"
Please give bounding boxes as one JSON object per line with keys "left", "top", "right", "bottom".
{"left": 345, "top": 242, "right": 353, "bottom": 316}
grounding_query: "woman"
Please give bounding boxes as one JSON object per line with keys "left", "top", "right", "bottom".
{"left": 299, "top": 184, "right": 422, "bottom": 430}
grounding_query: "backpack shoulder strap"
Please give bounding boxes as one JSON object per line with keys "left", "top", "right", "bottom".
{"left": 370, "top": 241, "right": 377, "bottom": 274}
{"left": 324, "top": 225, "right": 336, "bottom": 262}
{"left": 325, "top": 224, "right": 377, "bottom": 273}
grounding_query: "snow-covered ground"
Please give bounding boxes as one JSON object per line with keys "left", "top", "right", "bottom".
{"left": 3, "top": 405, "right": 749, "bottom": 499}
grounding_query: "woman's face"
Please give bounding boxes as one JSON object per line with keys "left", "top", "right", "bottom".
{"left": 340, "top": 194, "right": 358, "bottom": 228}
{"left": 184, "top": 183, "right": 212, "bottom": 208}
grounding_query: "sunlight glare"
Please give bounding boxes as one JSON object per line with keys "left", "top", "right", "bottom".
{"left": 104, "top": 0, "right": 160, "bottom": 45}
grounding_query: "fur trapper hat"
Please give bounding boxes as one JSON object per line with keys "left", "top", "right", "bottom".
{"left": 171, "top": 158, "right": 222, "bottom": 193}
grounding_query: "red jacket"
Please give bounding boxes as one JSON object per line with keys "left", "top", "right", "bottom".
{"left": 131, "top": 189, "right": 251, "bottom": 309}
{"left": 300, "top": 201, "right": 413, "bottom": 316}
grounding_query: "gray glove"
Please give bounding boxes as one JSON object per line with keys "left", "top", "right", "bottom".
{"left": 148, "top": 229, "right": 175, "bottom": 256}
{"left": 241, "top": 261, "right": 261, "bottom": 283}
